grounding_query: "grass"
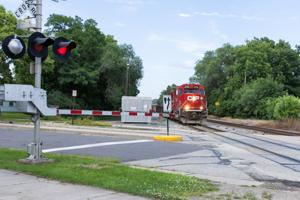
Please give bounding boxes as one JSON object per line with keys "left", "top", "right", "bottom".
{"left": 0, "top": 113, "right": 112, "bottom": 127}
{"left": 44, "top": 116, "right": 112, "bottom": 127}
{"left": 71, "top": 118, "right": 112, "bottom": 127}
{"left": 272, "top": 118, "right": 300, "bottom": 132}
{"left": 0, "top": 148, "right": 217, "bottom": 200}
{"left": 262, "top": 191, "right": 273, "bottom": 200}
{"left": 205, "top": 191, "right": 273, "bottom": 200}
{"left": 43, "top": 116, "right": 70, "bottom": 122}
{"left": 0, "top": 112, "right": 31, "bottom": 123}
{"left": 210, "top": 115, "right": 300, "bottom": 132}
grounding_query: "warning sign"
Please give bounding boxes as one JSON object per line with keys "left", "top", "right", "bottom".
{"left": 163, "top": 95, "right": 172, "bottom": 113}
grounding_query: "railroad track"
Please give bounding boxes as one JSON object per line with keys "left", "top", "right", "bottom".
{"left": 207, "top": 118, "right": 300, "bottom": 136}
{"left": 189, "top": 124, "right": 300, "bottom": 173}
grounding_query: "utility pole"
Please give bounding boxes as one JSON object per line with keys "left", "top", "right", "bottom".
{"left": 244, "top": 67, "right": 247, "bottom": 86}
{"left": 125, "top": 63, "right": 129, "bottom": 96}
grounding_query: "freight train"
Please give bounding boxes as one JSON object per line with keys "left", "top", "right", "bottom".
{"left": 169, "top": 83, "right": 207, "bottom": 125}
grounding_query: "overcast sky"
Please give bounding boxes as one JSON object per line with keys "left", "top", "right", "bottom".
{"left": 1, "top": 0, "right": 300, "bottom": 99}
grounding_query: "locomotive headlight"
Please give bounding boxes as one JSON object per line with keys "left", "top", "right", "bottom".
{"left": 184, "top": 105, "right": 190, "bottom": 110}
{"left": 200, "top": 106, "right": 204, "bottom": 110}
{"left": 200, "top": 96, "right": 203, "bottom": 100}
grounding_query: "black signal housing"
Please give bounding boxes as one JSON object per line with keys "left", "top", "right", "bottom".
{"left": 53, "top": 37, "right": 77, "bottom": 61}
{"left": 2, "top": 35, "right": 26, "bottom": 59}
{"left": 28, "top": 32, "right": 54, "bottom": 61}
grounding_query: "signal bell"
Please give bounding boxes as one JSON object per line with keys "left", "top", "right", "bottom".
{"left": 53, "top": 37, "right": 77, "bottom": 61}
{"left": 28, "top": 32, "right": 54, "bottom": 61}
{"left": 2, "top": 35, "right": 26, "bottom": 59}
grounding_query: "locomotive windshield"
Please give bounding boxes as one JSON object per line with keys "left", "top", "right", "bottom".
{"left": 183, "top": 88, "right": 205, "bottom": 95}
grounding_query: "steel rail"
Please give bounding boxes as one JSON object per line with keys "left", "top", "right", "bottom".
{"left": 190, "top": 125, "right": 300, "bottom": 165}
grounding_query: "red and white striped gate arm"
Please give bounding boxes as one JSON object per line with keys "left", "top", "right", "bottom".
{"left": 57, "top": 109, "right": 164, "bottom": 117}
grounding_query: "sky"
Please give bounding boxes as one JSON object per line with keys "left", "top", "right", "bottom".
{"left": 1, "top": 0, "right": 300, "bottom": 99}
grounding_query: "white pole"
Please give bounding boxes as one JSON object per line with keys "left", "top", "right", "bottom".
{"left": 32, "top": 0, "right": 42, "bottom": 161}
{"left": 36, "top": 0, "right": 42, "bottom": 32}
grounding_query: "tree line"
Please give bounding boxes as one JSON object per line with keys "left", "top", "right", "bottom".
{"left": 193, "top": 37, "right": 300, "bottom": 119}
{"left": 0, "top": 5, "right": 143, "bottom": 110}
{"left": 159, "top": 37, "right": 300, "bottom": 119}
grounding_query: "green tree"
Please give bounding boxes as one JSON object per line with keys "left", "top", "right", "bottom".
{"left": 0, "top": 6, "right": 143, "bottom": 110}
{"left": 44, "top": 14, "right": 143, "bottom": 109}
{"left": 47, "top": 90, "right": 76, "bottom": 108}
{"left": 194, "top": 44, "right": 235, "bottom": 112}
{"left": 192, "top": 37, "right": 300, "bottom": 118}
{"left": 0, "top": 5, "right": 17, "bottom": 84}
{"left": 158, "top": 84, "right": 177, "bottom": 106}
{"left": 232, "top": 78, "right": 284, "bottom": 118}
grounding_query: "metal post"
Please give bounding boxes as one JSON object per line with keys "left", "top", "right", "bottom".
{"left": 33, "top": 57, "right": 42, "bottom": 160}
{"left": 167, "top": 118, "right": 169, "bottom": 136}
{"left": 71, "top": 95, "right": 74, "bottom": 124}
{"left": 19, "top": 0, "right": 53, "bottom": 164}
{"left": 33, "top": 0, "right": 42, "bottom": 161}
{"left": 125, "top": 64, "right": 129, "bottom": 96}
{"left": 26, "top": 0, "right": 43, "bottom": 162}
{"left": 36, "top": 0, "right": 42, "bottom": 32}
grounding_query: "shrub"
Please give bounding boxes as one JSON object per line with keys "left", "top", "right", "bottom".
{"left": 273, "top": 95, "right": 300, "bottom": 119}
{"left": 47, "top": 90, "right": 76, "bottom": 109}
{"left": 262, "top": 98, "right": 278, "bottom": 119}
{"left": 231, "top": 78, "right": 284, "bottom": 118}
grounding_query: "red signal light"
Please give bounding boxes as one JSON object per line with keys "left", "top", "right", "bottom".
{"left": 57, "top": 47, "right": 67, "bottom": 55}
{"left": 34, "top": 44, "right": 44, "bottom": 52}
{"left": 53, "top": 37, "right": 77, "bottom": 61}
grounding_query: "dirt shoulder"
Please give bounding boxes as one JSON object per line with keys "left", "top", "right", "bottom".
{"left": 209, "top": 116, "right": 300, "bottom": 132}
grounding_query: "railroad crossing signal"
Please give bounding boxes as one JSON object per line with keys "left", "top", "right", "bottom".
{"left": 163, "top": 95, "right": 172, "bottom": 113}
{"left": 53, "top": 37, "right": 77, "bottom": 61}
{"left": 1, "top": 32, "right": 77, "bottom": 62}
{"left": 28, "top": 32, "right": 54, "bottom": 61}
{"left": 3, "top": 0, "right": 75, "bottom": 163}
{"left": 1, "top": 35, "right": 26, "bottom": 59}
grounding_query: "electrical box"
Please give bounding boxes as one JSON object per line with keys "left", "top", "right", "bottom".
{"left": 0, "top": 84, "right": 56, "bottom": 116}
{"left": 121, "top": 96, "right": 152, "bottom": 123}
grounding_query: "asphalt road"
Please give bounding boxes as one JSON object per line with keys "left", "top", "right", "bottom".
{"left": 0, "top": 127, "right": 201, "bottom": 162}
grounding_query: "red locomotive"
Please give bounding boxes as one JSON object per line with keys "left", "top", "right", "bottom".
{"left": 170, "top": 83, "right": 207, "bottom": 124}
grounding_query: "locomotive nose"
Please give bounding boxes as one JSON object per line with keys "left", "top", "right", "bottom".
{"left": 185, "top": 94, "right": 206, "bottom": 111}
{"left": 187, "top": 95, "right": 200, "bottom": 101}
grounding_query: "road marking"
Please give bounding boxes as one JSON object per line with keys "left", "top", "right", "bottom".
{"left": 42, "top": 140, "right": 152, "bottom": 153}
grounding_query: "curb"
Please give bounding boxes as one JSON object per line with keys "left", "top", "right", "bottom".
{"left": 0, "top": 123, "right": 155, "bottom": 139}
{"left": 153, "top": 135, "right": 183, "bottom": 142}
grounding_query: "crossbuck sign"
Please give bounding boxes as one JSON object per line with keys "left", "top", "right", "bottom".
{"left": 15, "top": 0, "right": 37, "bottom": 18}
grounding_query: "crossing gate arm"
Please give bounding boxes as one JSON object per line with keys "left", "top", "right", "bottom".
{"left": 57, "top": 109, "right": 166, "bottom": 117}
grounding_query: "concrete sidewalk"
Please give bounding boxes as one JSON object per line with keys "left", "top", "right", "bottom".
{"left": 0, "top": 170, "right": 148, "bottom": 200}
